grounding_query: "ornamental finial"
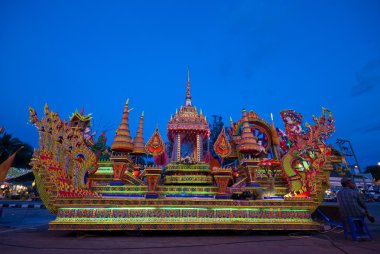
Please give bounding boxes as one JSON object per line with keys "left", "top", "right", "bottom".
{"left": 187, "top": 65, "right": 190, "bottom": 83}
{"left": 185, "top": 66, "right": 192, "bottom": 106}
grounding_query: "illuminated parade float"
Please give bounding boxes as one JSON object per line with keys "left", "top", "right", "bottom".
{"left": 28, "top": 71, "right": 340, "bottom": 231}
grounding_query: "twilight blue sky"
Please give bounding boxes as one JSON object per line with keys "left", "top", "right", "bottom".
{"left": 1, "top": 0, "right": 380, "bottom": 169}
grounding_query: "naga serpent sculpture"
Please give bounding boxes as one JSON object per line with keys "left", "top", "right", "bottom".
{"left": 280, "top": 108, "right": 335, "bottom": 197}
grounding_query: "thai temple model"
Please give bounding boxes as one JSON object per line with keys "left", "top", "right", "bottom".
{"left": 28, "top": 69, "right": 340, "bottom": 231}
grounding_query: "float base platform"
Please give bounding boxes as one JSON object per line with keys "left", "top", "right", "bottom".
{"left": 49, "top": 222, "right": 321, "bottom": 231}
{"left": 48, "top": 197, "right": 321, "bottom": 231}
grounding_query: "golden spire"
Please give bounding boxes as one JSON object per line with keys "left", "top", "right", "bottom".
{"left": 131, "top": 111, "right": 145, "bottom": 155}
{"left": 185, "top": 66, "right": 192, "bottom": 106}
{"left": 111, "top": 99, "right": 134, "bottom": 153}
{"left": 229, "top": 116, "right": 234, "bottom": 130}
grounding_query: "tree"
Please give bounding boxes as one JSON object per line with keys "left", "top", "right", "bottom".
{"left": 366, "top": 165, "right": 380, "bottom": 183}
{"left": 208, "top": 115, "right": 224, "bottom": 159}
{"left": 90, "top": 132, "right": 110, "bottom": 161}
{"left": 0, "top": 133, "right": 34, "bottom": 169}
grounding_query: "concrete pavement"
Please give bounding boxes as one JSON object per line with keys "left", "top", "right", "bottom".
{"left": 0, "top": 203, "right": 379, "bottom": 254}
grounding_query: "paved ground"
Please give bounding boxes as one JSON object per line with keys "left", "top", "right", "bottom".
{"left": 0, "top": 202, "right": 379, "bottom": 254}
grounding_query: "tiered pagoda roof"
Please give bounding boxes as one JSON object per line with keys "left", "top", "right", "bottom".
{"left": 131, "top": 112, "right": 145, "bottom": 155}
{"left": 69, "top": 108, "right": 92, "bottom": 130}
{"left": 167, "top": 69, "right": 209, "bottom": 141}
{"left": 237, "top": 109, "right": 260, "bottom": 154}
{"left": 111, "top": 99, "right": 134, "bottom": 153}
{"left": 69, "top": 108, "right": 92, "bottom": 123}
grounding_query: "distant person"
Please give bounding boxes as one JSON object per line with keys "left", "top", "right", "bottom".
{"left": 337, "top": 178, "right": 375, "bottom": 224}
